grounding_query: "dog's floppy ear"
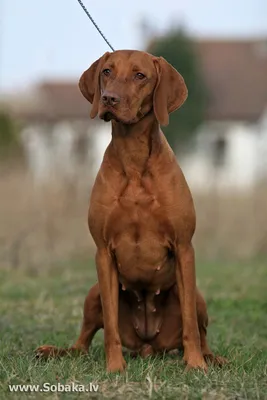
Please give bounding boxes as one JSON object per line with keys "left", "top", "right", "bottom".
{"left": 153, "top": 57, "right": 188, "bottom": 126}
{"left": 79, "top": 52, "right": 110, "bottom": 119}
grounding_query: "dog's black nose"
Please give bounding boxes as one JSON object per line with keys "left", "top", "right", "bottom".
{"left": 102, "top": 91, "right": 120, "bottom": 106}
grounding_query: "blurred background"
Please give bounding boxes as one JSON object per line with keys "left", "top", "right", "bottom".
{"left": 0, "top": 0, "right": 267, "bottom": 269}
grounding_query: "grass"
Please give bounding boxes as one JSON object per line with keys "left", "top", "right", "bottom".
{"left": 0, "top": 258, "right": 266, "bottom": 399}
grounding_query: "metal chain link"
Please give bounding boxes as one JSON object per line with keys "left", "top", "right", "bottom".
{"left": 76, "top": 0, "right": 115, "bottom": 52}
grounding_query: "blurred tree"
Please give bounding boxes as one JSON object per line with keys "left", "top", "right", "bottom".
{"left": 0, "top": 111, "right": 24, "bottom": 161}
{"left": 138, "top": 18, "right": 156, "bottom": 47}
{"left": 147, "top": 28, "right": 207, "bottom": 153}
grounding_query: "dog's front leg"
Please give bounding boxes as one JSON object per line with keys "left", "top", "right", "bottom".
{"left": 96, "top": 248, "right": 126, "bottom": 373}
{"left": 175, "top": 243, "right": 207, "bottom": 371}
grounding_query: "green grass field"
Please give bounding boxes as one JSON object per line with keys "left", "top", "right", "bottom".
{"left": 0, "top": 258, "right": 266, "bottom": 399}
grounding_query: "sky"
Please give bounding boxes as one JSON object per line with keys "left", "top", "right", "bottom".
{"left": 0, "top": 0, "right": 266, "bottom": 92}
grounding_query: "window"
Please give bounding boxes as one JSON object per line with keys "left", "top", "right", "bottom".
{"left": 212, "top": 136, "right": 227, "bottom": 168}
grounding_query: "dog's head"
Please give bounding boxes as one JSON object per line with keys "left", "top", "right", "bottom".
{"left": 79, "top": 50, "right": 187, "bottom": 126}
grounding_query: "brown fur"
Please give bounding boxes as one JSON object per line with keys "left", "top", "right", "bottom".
{"left": 36, "top": 283, "right": 227, "bottom": 367}
{"left": 36, "top": 50, "right": 226, "bottom": 372}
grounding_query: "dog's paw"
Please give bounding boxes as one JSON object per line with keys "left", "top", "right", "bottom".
{"left": 204, "top": 354, "right": 228, "bottom": 367}
{"left": 35, "top": 345, "right": 58, "bottom": 359}
{"left": 107, "top": 355, "right": 127, "bottom": 373}
{"left": 184, "top": 356, "right": 208, "bottom": 373}
{"left": 167, "top": 349, "right": 180, "bottom": 356}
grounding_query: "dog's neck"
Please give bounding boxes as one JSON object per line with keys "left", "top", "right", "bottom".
{"left": 110, "top": 112, "right": 161, "bottom": 177}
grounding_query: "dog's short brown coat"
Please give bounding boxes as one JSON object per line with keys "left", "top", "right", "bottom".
{"left": 36, "top": 50, "right": 226, "bottom": 372}
{"left": 37, "top": 282, "right": 226, "bottom": 368}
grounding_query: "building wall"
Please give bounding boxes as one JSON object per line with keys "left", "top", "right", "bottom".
{"left": 20, "top": 120, "right": 95, "bottom": 185}
{"left": 181, "top": 118, "right": 267, "bottom": 192}
{"left": 91, "top": 123, "right": 112, "bottom": 177}
{"left": 20, "top": 115, "right": 267, "bottom": 192}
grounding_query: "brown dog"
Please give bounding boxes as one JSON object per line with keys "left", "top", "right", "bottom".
{"left": 37, "top": 50, "right": 223, "bottom": 372}
{"left": 36, "top": 283, "right": 226, "bottom": 366}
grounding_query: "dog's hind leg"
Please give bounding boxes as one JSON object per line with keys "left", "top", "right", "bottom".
{"left": 36, "top": 283, "right": 103, "bottom": 359}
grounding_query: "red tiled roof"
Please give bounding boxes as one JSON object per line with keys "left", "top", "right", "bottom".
{"left": 33, "top": 81, "right": 91, "bottom": 121}
{"left": 195, "top": 39, "right": 267, "bottom": 121}
{"left": 5, "top": 80, "right": 92, "bottom": 122}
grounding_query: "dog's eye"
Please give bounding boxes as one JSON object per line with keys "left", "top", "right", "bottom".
{"left": 103, "top": 69, "right": 111, "bottom": 76}
{"left": 135, "top": 72, "right": 146, "bottom": 80}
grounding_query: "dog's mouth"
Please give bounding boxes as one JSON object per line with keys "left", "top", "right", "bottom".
{"left": 102, "top": 111, "right": 116, "bottom": 122}
{"left": 99, "top": 107, "right": 137, "bottom": 125}
{"left": 99, "top": 109, "right": 120, "bottom": 123}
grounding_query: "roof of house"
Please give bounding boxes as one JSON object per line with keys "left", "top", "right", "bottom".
{"left": 195, "top": 39, "right": 267, "bottom": 121}
{"left": 2, "top": 80, "right": 92, "bottom": 122}
{"left": 37, "top": 81, "right": 91, "bottom": 120}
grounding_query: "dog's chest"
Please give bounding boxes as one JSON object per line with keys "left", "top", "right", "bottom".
{"left": 103, "top": 179, "right": 175, "bottom": 289}
{"left": 104, "top": 178, "right": 165, "bottom": 241}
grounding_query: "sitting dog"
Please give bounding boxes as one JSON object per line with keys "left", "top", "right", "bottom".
{"left": 36, "top": 50, "right": 226, "bottom": 372}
